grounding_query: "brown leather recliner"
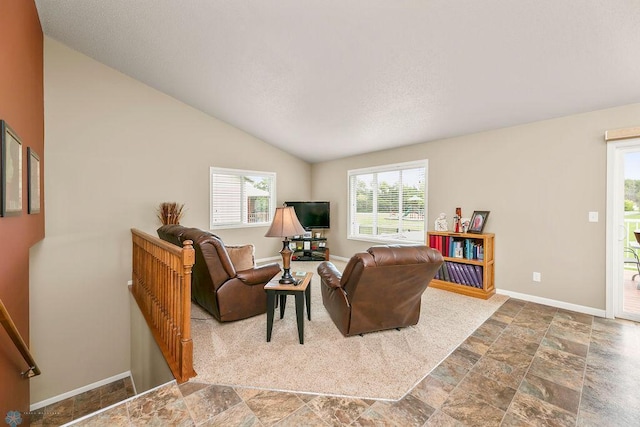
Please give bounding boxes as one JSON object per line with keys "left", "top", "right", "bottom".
{"left": 157, "top": 225, "right": 281, "bottom": 322}
{"left": 317, "top": 245, "right": 444, "bottom": 336}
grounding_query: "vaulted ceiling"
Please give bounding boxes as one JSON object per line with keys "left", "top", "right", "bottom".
{"left": 35, "top": 0, "right": 640, "bottom": 163}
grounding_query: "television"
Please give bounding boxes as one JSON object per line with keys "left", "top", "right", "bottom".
{"left": 285, "top": 201, "right": 330, "bottom": 230}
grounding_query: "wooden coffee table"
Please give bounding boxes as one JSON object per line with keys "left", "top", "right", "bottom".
{"left": 265, "top": 272, "right": 312, "bottom": 344}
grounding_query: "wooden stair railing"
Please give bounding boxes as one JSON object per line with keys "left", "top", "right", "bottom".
{"left": 0, "top": 298, "right": 41, "bottom": 378}
{"left": 130, "top": 228, "right": 196, "bottom": 383}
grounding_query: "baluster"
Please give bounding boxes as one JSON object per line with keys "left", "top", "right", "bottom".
{"left": 130, "top": 229, "right": 195, "bottom": 383}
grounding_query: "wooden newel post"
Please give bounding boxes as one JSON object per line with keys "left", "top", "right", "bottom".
{"left": 180, "top": 240, "right": 196, "bottom": 380}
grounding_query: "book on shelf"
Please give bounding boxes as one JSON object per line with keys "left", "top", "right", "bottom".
{"left": 453, "top": 241, "right": 463, "bottom": 258}
{"left": 451, "top": 263, "right": 466, "bottom": 285}
{"left": 429, "top": 234, "right": 484, "bottom": 261}
{"left": 442, "top": 263, "right": 450, "bottom": 281}
{"left": 473, "top": 265, "right": 483, "bottom": 287}
{"left": 446, "top": 262, "right": 458, "bottom": 283}
{"left": 464, "top": 264, "right": 481, "bottom": 288}
{"left": 444, "top": 262, "right": 456, "bottom": 283}
{"left": 452, "top": 263, "right": 467, "bottom": 285}
{"left": 438, "top": 261, "right": 484, "bottom": 289}
{"left": 464, "top": 239, "right": 473, "bottom": 259}
{"left": 460, "top": 264, "right": 475, "bottom": 286}
{"left": 448, "top": 263, "right": 461, "bottom": 284}
{"left": 461, "top": 264, "right": 475, "bottom": 286}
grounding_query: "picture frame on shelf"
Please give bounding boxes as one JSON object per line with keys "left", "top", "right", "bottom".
{"left": 468, "top": 211, "right": 490, "bottom": 234}
{"left": 1, "top": 120, "right": 23, "bottom": 217}
{"left": 27, "top": 147, "right": 41, "bottom": 214}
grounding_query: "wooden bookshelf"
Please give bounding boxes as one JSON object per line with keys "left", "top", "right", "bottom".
{"left": 427, "top": 231, "right": 495, "bottom": 299}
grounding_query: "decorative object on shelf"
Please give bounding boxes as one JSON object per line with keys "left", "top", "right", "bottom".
{"left": 264, "top": 205, "right": 306, "bottom": 284}
{"left": 461, "top": 218, "right": 470, "bottom": 233}
{"left": 434, "top": 212, "right": 448, "bottom": 231}
{"left": 157, "top": 202, "right": 185, "bottom": 225}
{"left": 468, "top": 211, "right": 490, "bottom": 234}
{"left": 1, "top": 120, "right": 23, "bottom": 217}
{"left": 27, "top": 147, "right": 41, "bottom": 214}
{"left": 454, "top": 207, "right": 462, "bottom": 233}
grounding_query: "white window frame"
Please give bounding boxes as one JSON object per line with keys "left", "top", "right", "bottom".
{"left": 348, "top": 160, "right": 428, "bottom": 244}
{"left": 210, "top": 167, "right": 276, "bottom": 229}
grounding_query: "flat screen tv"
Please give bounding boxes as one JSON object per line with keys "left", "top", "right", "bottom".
{"left": 285, "top": 201, "right": 330, "bottom": 230}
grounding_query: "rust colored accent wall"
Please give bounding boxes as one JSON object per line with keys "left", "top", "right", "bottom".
{"left": 0, "top": 0, "right": 44, "bottom": 418}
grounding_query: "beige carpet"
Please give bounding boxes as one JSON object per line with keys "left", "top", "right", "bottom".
{"left": 190, "top": 261, "right": 508, "bottom": 400}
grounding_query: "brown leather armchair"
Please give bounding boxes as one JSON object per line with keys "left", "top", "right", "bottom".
{"left": 158, "top": 225, "right": 281, "bottom": 322}
{"left": 317, "top": 245, "right": 444, "bottom": 336}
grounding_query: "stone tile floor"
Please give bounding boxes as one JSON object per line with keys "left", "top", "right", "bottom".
{"left": 28, "top": 376, "right": 135, "bottom": 425}
{"left": 41, "top": 299, "right": 640, "bottom": 425}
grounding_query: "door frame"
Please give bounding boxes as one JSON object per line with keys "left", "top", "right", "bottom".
{"left": 605, "top": 135, "right": 640, "bottom": 319}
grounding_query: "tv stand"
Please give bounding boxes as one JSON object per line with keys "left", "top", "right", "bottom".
{"left": 290, "top": 236, "right": 329, "bottom": 261}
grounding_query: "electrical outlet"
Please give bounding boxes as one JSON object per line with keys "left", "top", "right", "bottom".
{"left": 588, "top": 211, "right": 598, "bottom": 222}
{"left": 532, "top": 272, "right": 541, "bottom": 282}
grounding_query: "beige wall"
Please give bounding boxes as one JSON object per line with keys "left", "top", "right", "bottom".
{"left": 30, "top": 38, "right": 311, "bottom": 403}
{"left": 129, "top": 293, "right": 173, "bottom": 394}
{"left": 311, "top": 103, "right": 640, "bottom": 311}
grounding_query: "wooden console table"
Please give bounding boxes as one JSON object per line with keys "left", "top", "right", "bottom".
{"left": 265, "top": 272, "right": 312, "bottom": 344}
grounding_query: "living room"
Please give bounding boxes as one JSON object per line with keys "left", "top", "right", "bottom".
{"left": 2, "top": 1, "right": 640, "bottom": 424}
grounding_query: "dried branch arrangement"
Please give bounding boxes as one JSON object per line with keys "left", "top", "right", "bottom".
{"left": 157, "top": 202, "right": 185, "bottom": 225}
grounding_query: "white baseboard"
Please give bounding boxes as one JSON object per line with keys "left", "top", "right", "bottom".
{"left": 30, "top": 371, "right": 132, "bottom": 411}
{"left": 496, "top": 289, "right": 606, "bottom": 318}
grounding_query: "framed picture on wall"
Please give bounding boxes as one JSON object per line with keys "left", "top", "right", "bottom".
{"left": 27, "top": 147, "right": 41, "bottom": 214}
{"left": 1, "top": 120, "right": 23, "bottom": 217}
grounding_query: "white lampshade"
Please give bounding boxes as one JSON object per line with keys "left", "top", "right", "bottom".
{"left": 264, "top": 206, "right": 306, "bottom": 238}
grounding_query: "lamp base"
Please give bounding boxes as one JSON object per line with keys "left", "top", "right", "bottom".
{"left": 279, "top": 268, "right": 298, "bottom": 285}
{"left": 278, "top": 240, "right": 298, "bottom": 285}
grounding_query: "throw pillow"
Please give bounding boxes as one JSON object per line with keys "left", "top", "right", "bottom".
{"left": 226, "top": 245, "right": 255, "bottom": 271}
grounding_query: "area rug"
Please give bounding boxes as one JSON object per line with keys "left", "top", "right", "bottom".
{"left": 190, "top": 261, "right": 508, "bottom": 400}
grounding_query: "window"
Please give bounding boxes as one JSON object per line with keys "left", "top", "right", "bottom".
{"left": 348, "top": 160, "right": 427, "bottom": 244}
{"left": 210, "top": 167, "right": 276, "bottom": 229}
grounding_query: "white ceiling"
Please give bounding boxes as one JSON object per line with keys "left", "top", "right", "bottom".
{"left": 35, "top": 0, "right": 640, "bottom": 163}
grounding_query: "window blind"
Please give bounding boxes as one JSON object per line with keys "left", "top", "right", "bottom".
{"left": 210, "top": 168, "right": 276, "bottom": 229}
{"left": 348, "top": 160, "right": 427, "bottom": 244}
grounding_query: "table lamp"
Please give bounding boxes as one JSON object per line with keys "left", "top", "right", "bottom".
{"left": 264, "top": 205, "right": 306, "bottom": 284}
